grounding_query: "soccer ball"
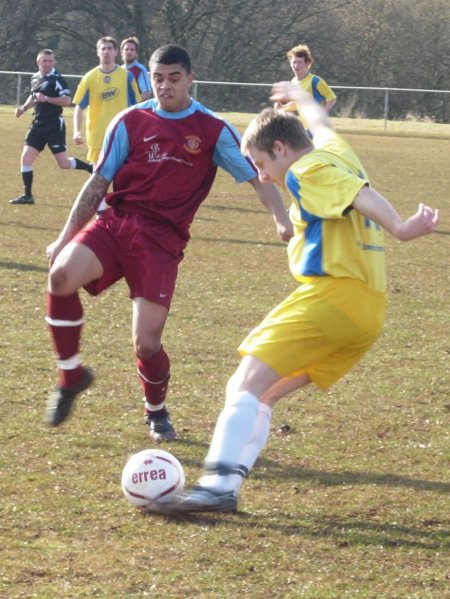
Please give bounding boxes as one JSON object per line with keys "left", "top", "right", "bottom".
{"left": 121, "top": 449, "right": 185, "bottom": 510}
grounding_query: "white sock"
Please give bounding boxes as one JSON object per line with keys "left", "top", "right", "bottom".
{"left": 69, "top": 157, "right": 76, "bottom": 169}
{"left": 199, "top": 391, "right": 259, "bottom": 493}
{"left": 239, "top": 403, "right": 272, "bottom": 471}
{"left": 201, "top": 403, "right": 272, "bottom": 494}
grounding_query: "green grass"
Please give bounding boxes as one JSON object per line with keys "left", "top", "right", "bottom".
{"left": 226, "top": 111, "right": 450, "bottom": 139}
{"left": 0, "top": 107, "right": 449, "bottom": 598}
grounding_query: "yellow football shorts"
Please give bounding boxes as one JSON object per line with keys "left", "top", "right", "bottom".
{"left": 238, "top": 276, "right": 386, "bottom": 390}
{"left": 87, "top": 146, "right": 101, "bottom": 164}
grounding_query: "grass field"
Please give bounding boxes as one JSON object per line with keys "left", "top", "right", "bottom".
{"left": 0, "top": 107, "right": 449, "bottom": 598}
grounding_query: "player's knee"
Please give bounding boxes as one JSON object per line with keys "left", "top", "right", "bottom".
{"left": 48, "top": 265, "right": 72, "bottom": 295}
{"left": 134, "top": 336, "right": 161, "bottom": 360}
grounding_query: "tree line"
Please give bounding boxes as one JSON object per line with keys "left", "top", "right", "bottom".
{"left": 1, "top": 0, "right": 449, "bottom": 121}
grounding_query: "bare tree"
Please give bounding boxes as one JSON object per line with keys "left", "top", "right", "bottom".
{"left": 0, "top": 0, "right": 448, "bottom": 119}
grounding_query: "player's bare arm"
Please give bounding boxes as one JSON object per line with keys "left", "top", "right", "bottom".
{"left": 47, "top": 174, "right": 109, "bottom": 263}
{"left": 15, "top": 95, "right": 34, "bottom": 117}
{"left": 353, "top": 186, "right": 440, "bottom": 241}
{"left": 73, "top": 105, "right": 84, "bottom": 144}
{"left": 271, "top": 81, "right": 330, "bottom": 134}
{"left": 69, "top": 173, "right": 109, "bottom": 227}
{"left": 249, "top": 177, "right": 293, "bottom": 241}
{"left": 324, "top": 98, "right": 337, "bottom": 113}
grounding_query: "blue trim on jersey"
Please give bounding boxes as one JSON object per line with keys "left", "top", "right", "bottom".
{"left": 130, "top": 98, "right": 255, "bottom": 182}
{"left": 126, "top": 71, "right": 138, "bottom": 105}
{"left": 286, "top": 169, "right": 325, "bottom": 276}
{"left": 143, "top": 98, "right": 198, "bottom": 119}
{"left": 189, "top": 100, "right": 256, "bottom": 180}
{"left": 126, "top": 61, "right": 152, "bottom": 93}
{"left": 97, "top": 98, "right": 256, "bottom": 184}
{"left": 213, "top": 126, "right": 256, "bottom": 182}
{"left": 311, "top": 75, "right": 325, "bottom": 104}
{"left": 78, "top": 90, "right": 90, "bottom": 109}
{"left": 96, "top": 119, "right": 130, "bottom": 182}
{"left": 301, "top": 220, "right": 324, "bottom": 275}
{"left": 286, "top": 170, "right": 301, "bottom": 205}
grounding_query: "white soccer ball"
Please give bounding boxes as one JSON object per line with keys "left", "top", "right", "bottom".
{"left": 121, "top": 449, "right": 185, "bottom": 510}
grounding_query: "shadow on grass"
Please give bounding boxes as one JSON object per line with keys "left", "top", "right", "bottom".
{"left": 0, "top": 219, "right": 59, "bottom": 232}
{"left": 167, "top": 511, "right": 449, "bottom": 551}
{"left": 171, "top": 439, "right": 450, "bottom": 495}
{"left": 195, "top": 236, "right": 284, "bottom": 247}
{"left": 162, "top": 441, "right": 450, "bottom": 548}
{"left": 252, "top": 461, "right": 450, "bottom": 494}
{"left": 0, "top": 260, "right": 47, "bottom": 273}
{"left": 205, "top": 203, "right": 268, "bottom": 215}
{"left": 0, "top": 262, "right": 48, "bottom": 273}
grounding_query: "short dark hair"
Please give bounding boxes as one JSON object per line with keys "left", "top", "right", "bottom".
{"left": 37, "top": 48, "right": 54, "bottom": 58}
{"left": 241, "top": 108, "right": 312, "bottom": 157}
{"left": 121, "top": 36, "right": 139, "bottom": 52}
{"left": 149, "top": 44, "right": 191, "bottom": 74}
{"left": 97, "top": 36, "right": 117, "bottom": 50}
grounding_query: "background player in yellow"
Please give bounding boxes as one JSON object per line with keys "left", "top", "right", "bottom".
{"left": 275, "top": 44, "right": 336, "bottom": 116}
{"left": 168, "top": 81, "right": 439, "bottom": 513}
{"left": 73, "top": 36, "right": 140, "bottom": 163}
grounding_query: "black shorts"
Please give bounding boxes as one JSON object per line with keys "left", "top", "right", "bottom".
{"left": 25, "top": 116, "right": 67, "bottom": 154}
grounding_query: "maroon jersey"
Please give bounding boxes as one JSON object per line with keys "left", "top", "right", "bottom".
{"left": 96, "top": 99, "right": 256, "bottom": 242}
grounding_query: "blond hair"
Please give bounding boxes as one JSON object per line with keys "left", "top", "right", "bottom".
{"left": 241, "top": 108, "right": 312, "bottom": 157}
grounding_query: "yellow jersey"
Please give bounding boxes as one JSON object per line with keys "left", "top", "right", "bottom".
{"left": 291, "top": 72, "right": 336, "bottom": 106}
{"left": 286, "top": 128, "right": 386, "bottom": 293}
{"left": 73, "top": 65, "right": 140, "bottom": 160}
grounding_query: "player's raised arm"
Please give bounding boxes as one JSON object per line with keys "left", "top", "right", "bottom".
{"left": 271, "top": 81, "right": 331, "bottom": 135}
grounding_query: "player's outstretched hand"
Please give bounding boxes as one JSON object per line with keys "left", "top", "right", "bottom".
{"left": 399, "top": 203, "right": 440, "bottom": 241}
{"left": 271, "top": 81, "right": 300, "bottom": 106}
{"left": 271, "top": 81, "right": 329, "bottom": 133}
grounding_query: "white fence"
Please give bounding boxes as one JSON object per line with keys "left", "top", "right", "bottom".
{"left": 0, "top": 71, "right": 84, "bottom": 105}
{"left": 2, "top": 70, "right": 450, "bottom": 128}
{"left": 191, "top": 80, "right": 450, "bottom": 128}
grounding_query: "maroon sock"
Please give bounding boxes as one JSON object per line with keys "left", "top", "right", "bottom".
{"left": 46, "top": 292, "right": 84, "bottom": 388}
{"left": 137, "top": 346, "right": 170, "bottom": 417}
